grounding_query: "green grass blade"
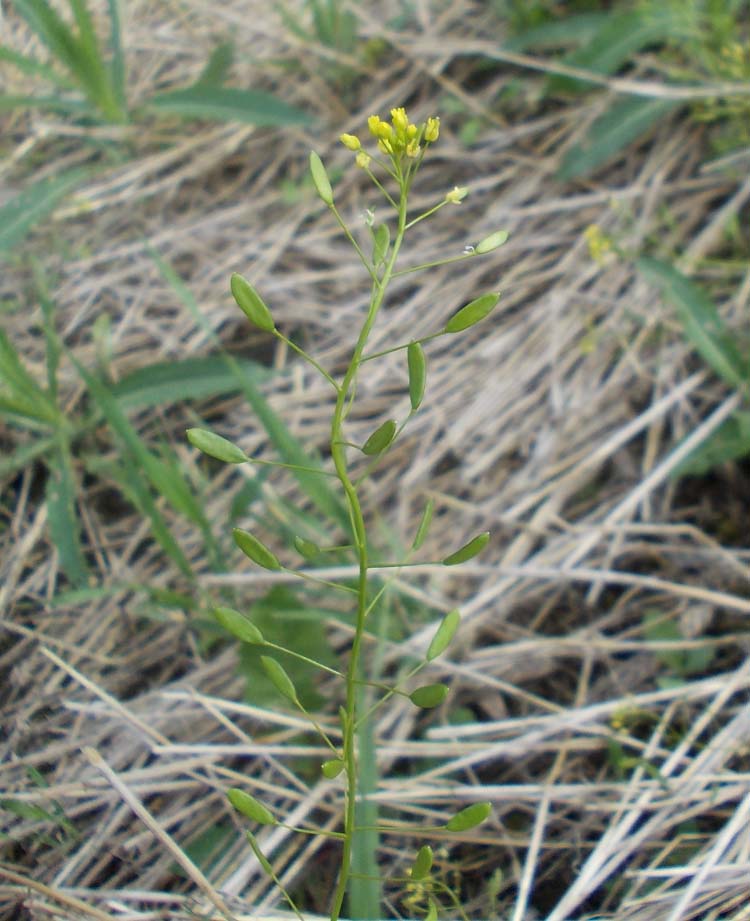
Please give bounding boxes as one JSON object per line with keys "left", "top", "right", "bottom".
{"left": 0, "top": 45, "right": 75, "bottom": 86}
{"left": 671, "top": 411, "right": 750, "bottom": 477}
{"left": 106, "top": 0, "right": 127, "bottom": 110}
{"left": 0, "top": 170, "right": 84, "bottom": 254}
{"left": 12, "top": 0, "right": 83, "bottom": 77}
{"left": 32, "top": 263, "right": 62, "bottom": 399}
{"left": 637, "top": 256, "right": 746, "bottom": 388}
{"left": 67, "top": 0, "right": 123, "bottom": 120}
{"left": 558, "top": 97, "right": 680, "bottom": 180}
{"left": 146, "top": 86, "right": 311, "bottom": 126}
{"left": 0, "top": 435, "right": 57, "bottom": 478}
{"left": 0, "top": 330, "right": 59, "bottom": 424}
{"left": 0, "top": 94, "right": 92, "bottom": 115}
{"left": 195, "top": 41, "right": 234, "bottom": 87}
{"left": 45, "top": 445, "right": 89, "bottom": 587}
{"left": 503, "top": 12, "right": 608, "bottom": 51}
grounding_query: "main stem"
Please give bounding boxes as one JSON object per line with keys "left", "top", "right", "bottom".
{"left": 329, "top": 189, "right": 408, "bottom": 921}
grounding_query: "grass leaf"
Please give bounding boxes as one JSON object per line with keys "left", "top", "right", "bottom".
{"left": 45, "top": 447, "right": 89, "bottom": 587}
{"left": 195, "top": 41, "right": 234, "bottom": 87}
{"left": 0, "top": 170, "right": 84, "bottom": 254}
{"left": 106, "top": 0, "right": 127, "bottom": 110}
{"left": 671, "top": 411, "right": 750, "bottom": 477}
{"left": 146, "top": 86, "right": 311, "bottom": 126}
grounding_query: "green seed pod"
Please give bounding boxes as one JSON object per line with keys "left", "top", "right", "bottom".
{"left": 230, "top": 273, "right": 276, "bottom": 332}
{"left": 310, "top": 151, "right": 334, "bottom": 205}
{"left": 373, "top": 223, "right": 390, "bottom": 265}
{"left": 426, "top": 608, "right": 460, "bottom": 661}
{"left": 213, "top": 606, "right": 264, "bottom": 645}
{"left": 410, "top": 844, "right": 434, "bottom": 881}
{"left": 362, "top": 419, "right": 397, "bottom": 456}
{"left": 425, "top": 899, "right": 438, "bottom": 921}
{"left": 227, "top": 788, "right": 276, "bottom": 825}
{"left": 444, "top": 801, "right": 492, "bottom": 832}
{"left": 321, "top": 758, "right": 345, "bottom": 779}
{"left": 233, "top": 528, "right": 281, "bottom": 570}
{"left": 412, "top": 497, "right": 434, "bottom": 551}
{"left": 294, "top": 535, "right": 320, "bottom": 558}
{"left": 442, "top": 530, "right": 490, "bottom": 566}
{"left": 444, "top": 293, "right": 499, "bottom": 334}
{"left": 261, "top": 655, "right": 298, "bottom": 702}
{"left": 475, "top": 229, "right": 509, "bottom": 254}
{"left": 407, "top": 341, "right": 426, "bottom": 411}
{"left": 186, "top": 427, "right": 248, "bottom": 464}
{"left": 409, "top": 683, "right": 449, "bottom": 709}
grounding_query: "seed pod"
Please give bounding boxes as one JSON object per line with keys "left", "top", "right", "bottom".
{"left": 187, "top": 427, "right": 248, "bottom": 464}
{"left": 294, "top": 535, "right": 320, "bottom": 558}
{"left": 411, "top": 497, "right": 434, "bottom": 551}
{"left": 322, "top": 758, "right": 345, "bottom": 779}
{"left": 310, "top": 151, "right": 334, "bottom": 205}
{"left": 442, "top": 531, "right": 489, "bottom": 566}
{"left": 230, "top": 273, "right": 275, "bottom": 332}
{"left": 227, "top": 788, "right": 276, "bottom": 825}
{"left": 426, "top": 608, "right": 460, "bottom": 661}
{"left": 233, "top": 528, "right": 281, "bottom": 570}
{"left": 425, "top": 900, "right": 438, "bottom": 921}
{"left": 373, "top": 223, "right": 390, "bottom": 265}
{"left": 214, "top": 606, "right": 264, "bottom": 645}
{"left": 407, "top": 341, "right": 426, "bottom": 411}
{"left": 409, "top": 683, "right": 449, "bottom": 709}
{"left": 362, "top": 419, "right": 397, "bottom": 456}
{"left": 261, "top": 655, "right": 298, "bottom": 703}
{"left": 444, "top": 801, "right": 492, "bottom": 832}
{"left": 475, "top": 229, "right": 509, "bottom": 254}
{"left": 411, "top": 844, "right": 433, "bottom": 881}
{"left": 444, "top": 293, "right": 499, "bottom": 334}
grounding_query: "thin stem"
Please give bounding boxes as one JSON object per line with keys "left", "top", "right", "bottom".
{"left": 404, "top": 197, "right": 452, "bottom": 230}
{"left": 275, "top": 331, "right": 339, "bottom": 390}
{"left": 330, "top": 204, "right": 378, "bottom": 283}
{"left": 392, "top": 250, "right": 476, "bottom": 277}
{"left": 361, "top": 331, "right": 442, "bottom": 363}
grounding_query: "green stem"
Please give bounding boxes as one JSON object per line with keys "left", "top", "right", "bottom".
{"left": 328, "top": 182, "right": 408, "bottom": 921}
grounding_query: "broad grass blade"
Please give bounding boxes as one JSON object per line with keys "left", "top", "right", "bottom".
{"left": 45, "top": 446, "right": 89, "bottom": 587}
{"left": 195, "top": 41, "right": 234, "bottom": 87}
{"left": 146, "top": 86, "right": 311, "bottom": 126}
{"left": 0, "top": 45, "right": 74, "bottom": 86}
{"left": 105, "top": 0, "right": 126, "bottom": 110}
{"left": 0, "top": 170, "right": 83, "bottom": 254}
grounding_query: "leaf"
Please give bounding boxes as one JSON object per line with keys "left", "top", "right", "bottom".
{"left": 444, "top": 293, "right": 500, "bottom": 334}
{"left": 442, "top": 531, "right": 490, "bottom": 566}
{"left": 45, "top": 448, "right": 88, "bottom": 587}
{"left": 106, "top": 0, "right": 126, "bottom": 110}
{"left": 146, "top": 86, "right": 311, "bottom": 126}
{"left": 230, "top": 273, "right": 276, "bottom": 332}
{"left": 309, "top": 151, "right": 334, "bottom": 205}
{"left": 475, "top": 230, "right": 508, "bottom": 255}
{"left": 213, "top": 606, "right": 265, "bottom": 645}
{"left": 407, "top": 341, "right": 426, "bottom": 411}
{"left": 425, "top": 899, "right": 438, "bottom": 921}
{"left": 558, "top": 97, "right": 680, "bottom": 181}
{"left": 261, "top": 655, "right": 298, "bottom": 702}
{"left": 671, "top": 411, "right": 750, "bottom": 477}
{"left": 195, "top": 41, "right": 234, "bottom": 87}
{"left": 636, "top": 257, "right": 746, "bottom": 388}
{"left": 362, "top": 419, "right": 397, "bottom": 456}
{"left": 426, "top": 609, "right": 460, "bottom": 662}
{"left": 412, "top": 497, "right": 434, "bottom": 551}
{"left": 411, "top": 844, "right": 433, "bottom": 881}
{"left": 226, "top": 788, "right": 276, "bottom": 825}
{"left": 0, "top": 45, "right": 75, "bottom": 86}
{"left": 409, "top": 683, "right": 449, "bottom": 709}
{"left": 322, "top": 758, "right": 344, "bottom": 779}
{"left": 187, "top": 427, "right": 249, "bottom": 464}
{"left": 503, "top": 12, "right": 608, "bottom": 53}
{"left": 373, "top": 223, "right": 390, "bottom": 265}
{"left": 444, "top": 801, "right": 492, "bottom": 832}
{"left": 233, "top": 528, "right": 281, "bottom": 570}
{"left": 0, "top": 170, "right": 84, "bottom": 254}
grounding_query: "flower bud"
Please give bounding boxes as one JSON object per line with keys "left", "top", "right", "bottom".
{"left": 340, "top": 133, "right": 361, "bottom": 151}
{"left": 424, "top": 116, "right": 440, "bottom": 142}
{"left": 445, "top": 186, "right": 468, "bottom": 204}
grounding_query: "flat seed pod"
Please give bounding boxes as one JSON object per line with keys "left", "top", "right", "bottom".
{"left": 373, "top": 223, "right": 390, "bottom": 265}
{"left": 230, "top": 273, "right": 275, "bottom": 332}
{"left": 294, "top": 535, "right": 320, "bottom": 558}
{"left": 233, "top": 528, "right": 281, "bottom": 570}
{"left": 475, "top": 229, "right": 509, "bottom": 254}
{"left": 426, "top": 608, "right": 460, "bottom": 661}
{"left": 261, "top": 655, "right": 298, "bottom": 702}
{"left": 227, "top": 788, "right": 276, "bottom": 825}
{"left": 444, "top": 293, "right": 499, "bottom": 334}
{"left": 407, "top": 341, "right": 426, "bottom": 411}
{"left": 442, "top": 531, "right": 490, "bottom": 566}
{"left": 410, "top": 845, "right": 433, "bottom": 881}
{"left": 310, "top": 151, "right": 334, "bottom": 205}
{"left": 187, "top": 427, "right": 248, "bottom": 464}
{"left": 321, "top": 758, "right": 345, "bottom": 779}
{"left": 362, "top": 419, "right": 397, "bottom": 456}
{"left": 412, "top": 497, "right": 434, "bottom": 551}
{"left": 409, "top": 683, "right": 449, "bottom": 709}
{"left": 444, "top": 801, "right": 491, "bottom": 832}
{"left": 214, "top": 606, "right": 264, "bottom": 645}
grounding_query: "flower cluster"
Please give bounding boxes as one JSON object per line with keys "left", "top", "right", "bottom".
{"left": 340, "top": 107, "right": 440, "bottom": 169}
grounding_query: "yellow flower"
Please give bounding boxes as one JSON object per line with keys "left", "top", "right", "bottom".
{"left": 406, "top": 140, "right": 421, "bottom": 158}
{"left": 367, "top": 115, "right": 382, "bottom": 137}
{"left": 355, "top": 151, "right": 371, "bottom": 169}
{"left": 340, "top": 133, "right": 361, "bottom": 151}
{"left": 424, "top": 116, "right": 440, "bottom": 143}
{"left": 391, "top": 107, "right": 409, "bottom": 135}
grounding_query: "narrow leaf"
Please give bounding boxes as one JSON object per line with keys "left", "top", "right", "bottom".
{"left": 407, "top": 341, "right": 426, "bottom": 411}
{"left": 45, "top": 449, "right": 88, "bottom": 587}
{"left": 0, "top": 170, "right": 84, "bottom": 253}
{"left": 425, "top": 899, "right": 438, "bottom": 921}
{"left": 426, "top": 609, "right": 460, "bottom": 662}
{"left": 261, "top": 655, "right": 298, "bottom": 702}
{"left": 362, "top": 419, "right": 397, "bottom": 456}
{"left": 409, "top": 683, "right": 449, "bottom": 709}
{"left": 230, "top": 273, "right": 275, "bottom": 332}
{"left": 444, "top": 801, "right": 492, "bottom": 832}
{"left": 227, "top": 788, "right": 276, "bottom": 825}
{"left": 442, "top": 531, "right": 490, "bottom": 566}
{"left": 444, "top": 293, "right": 500, "bottom": 334}
{"left": 322, "top": 758, "right": 344, "bottom": 779}
{"left": 233, "top": 528, "right": 281, "bottom": 570}
{"left": 213, "top": 606, "right": 264, "bottom": 644}
{"left": 309, "top": 151, "right": 334, "bottom": 205}
{"left": 195, "top": 41, "right": 234, "bottom": 87}
{"left": 187, "top": 427, "right": 249, "bottom": 464}
{"left": 147, "top": 86, "right": 311, "bottom": 126}
{"left": 671, "top": 411, "right": 750, "bottom": 477}
{"left": 411, "top": 844, "right": 434, "bottom": 881}
{"left": 412, "top": 497, "right": 434, "bottom": 551}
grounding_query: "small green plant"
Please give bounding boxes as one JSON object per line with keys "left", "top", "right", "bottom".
{"left": 187, "top": 107, "right": 508, "bottom": 919}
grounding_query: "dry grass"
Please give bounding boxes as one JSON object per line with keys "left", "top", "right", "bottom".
{"left": 2, "top": 2, "right": 750, "bottom": 920}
